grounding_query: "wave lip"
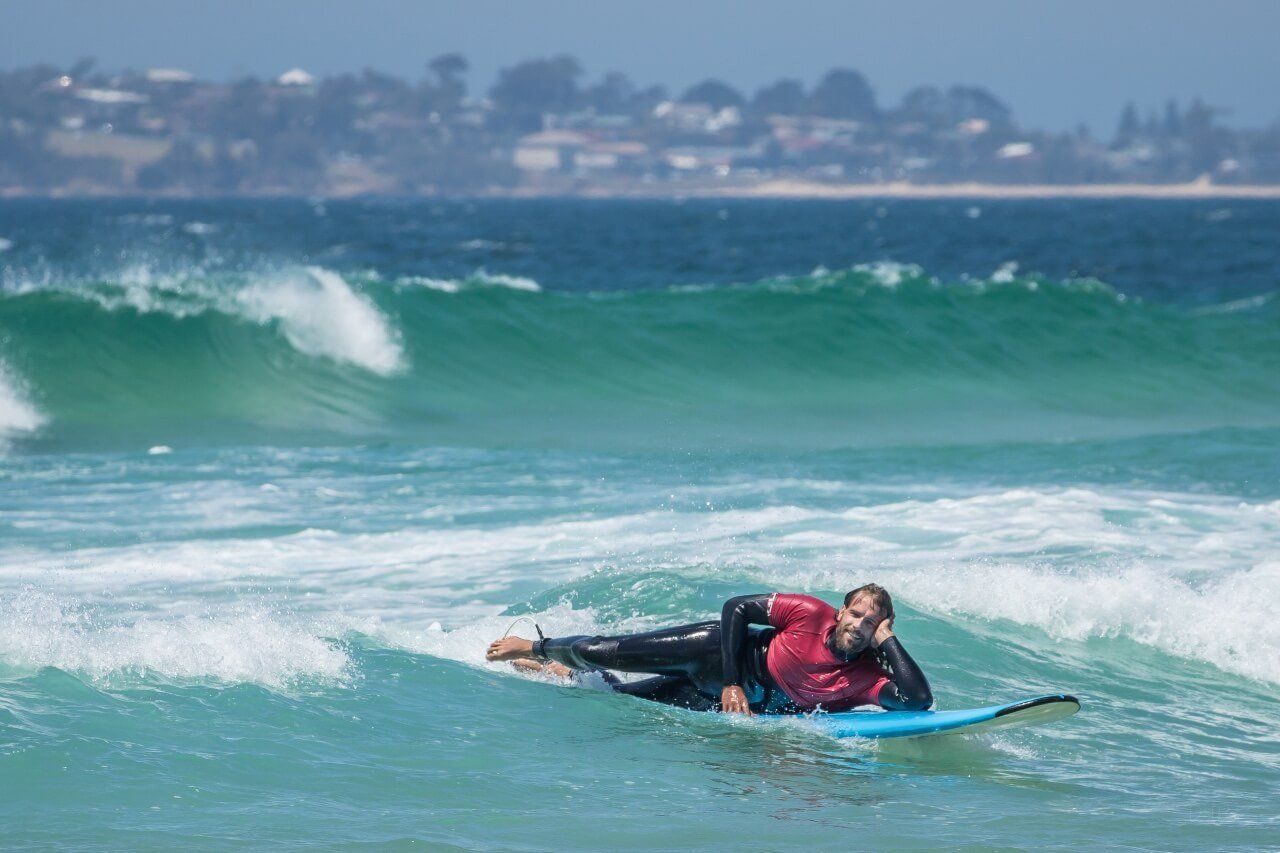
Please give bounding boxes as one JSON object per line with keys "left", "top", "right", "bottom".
{"left": 236, "top": 266, "right": 405, "bottom": 375}
{"left": 3, "top": 263, "right": 407, "bottom": 375}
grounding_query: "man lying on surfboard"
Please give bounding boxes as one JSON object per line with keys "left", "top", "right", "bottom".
{"left": 486, "top": 584, "right": 932, "bottom": 715}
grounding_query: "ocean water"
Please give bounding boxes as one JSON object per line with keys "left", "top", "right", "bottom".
{"left": 1, "top": 199, "right": 1278, "bottom": 849}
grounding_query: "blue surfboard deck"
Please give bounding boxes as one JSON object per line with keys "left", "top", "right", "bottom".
{"left": 780, "top": 694, "right": 1080, "bottom": 740}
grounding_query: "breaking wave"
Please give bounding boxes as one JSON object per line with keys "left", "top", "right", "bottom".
{"left": 0, "top": 262, "right": 1277, "bottom": 449}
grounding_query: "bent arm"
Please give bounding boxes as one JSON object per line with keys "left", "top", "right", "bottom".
{"left": 876, "top": 636, "right": 933, "bottom": 711}
{"left": 719, "top": 594, "right": 772, "bottom": 686}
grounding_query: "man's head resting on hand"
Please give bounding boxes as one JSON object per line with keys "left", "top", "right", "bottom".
{"left": 831, "top": 583, "right": 895, "bottom": 656}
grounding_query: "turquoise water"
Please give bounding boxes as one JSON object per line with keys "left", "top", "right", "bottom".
{"left": 1, "top": 200, "right": 1278, "bottom": 849}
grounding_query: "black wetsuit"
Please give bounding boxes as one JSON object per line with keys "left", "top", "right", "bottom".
{"left": 533, "top": 593, "right": 933, "bottom": 713}
{"left": 536, "top": 619, "right": 780, "bottom": 712}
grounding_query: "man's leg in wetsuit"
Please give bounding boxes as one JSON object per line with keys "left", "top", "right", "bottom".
{"left": 611, "top": 675, "right": 719, "bottom": 711}
{"left": 536, "top": 620, "right": 726, "bottom": 695}
{"left": 489, "top": 620, "right": 728, "bottom": 701}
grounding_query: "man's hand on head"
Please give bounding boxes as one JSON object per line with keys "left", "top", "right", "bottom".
{"left": 872, "top": 614, "right": 895, "bottom": 648}
{"left": 720, "top": 685, "right": 753, "bottom": 715}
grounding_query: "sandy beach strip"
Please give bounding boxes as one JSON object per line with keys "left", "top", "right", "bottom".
{"left": 701, "top": 179, "right": 1280, "bottom": 200}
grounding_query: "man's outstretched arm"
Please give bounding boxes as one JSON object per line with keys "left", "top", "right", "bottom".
{"left": 719, "top": 594, "right": 773, "bottom": 713}
{"left": 872, "top": 619, "right": 933, "bottom": 711}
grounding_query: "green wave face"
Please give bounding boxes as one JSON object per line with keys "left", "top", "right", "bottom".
{"left": 2, "top": 264, "right": 1278, "bottom": 451}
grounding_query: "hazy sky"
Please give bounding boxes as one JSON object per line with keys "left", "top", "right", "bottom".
{"left": 5, "top": 0, "right": 1278, "bottom": 133}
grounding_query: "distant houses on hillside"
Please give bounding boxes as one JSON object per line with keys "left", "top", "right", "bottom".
{"left": 0, "top": 56, "right": 1273, "bottom": 196}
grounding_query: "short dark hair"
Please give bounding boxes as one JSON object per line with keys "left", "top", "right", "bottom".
{"left": 844, "top": 583, "right": 893, "bottom": 618}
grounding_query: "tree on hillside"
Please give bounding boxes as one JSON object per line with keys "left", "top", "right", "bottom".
{"left": 629, "top": 84, "right": 669, "bottom": 116}
{"left": 1162, "top": 99, "right": 1182, "bottom": 138}
{"left": 316, "top": 73, "right": 365, "bottom": 144}
{"left": 1183, "top": 98, "right": 1230, "bottom": 172}
{"left": 1183, "top": 98, "right": 1216, "bottom": 133}
{"left": 945, "top": 86, "right": 1011, "bottom": 127}
{"left": 899, "top": 86, "right": 945, "bottom": 123}
{"left": 751, "top": 79, "right": 806, "bottom": 116}
{"left": 210, "top": 78, "right": 272, "bottom": 140}
{"left": 898, "top": 84, "right": 1009, "bottom": 129}
{"left": 579, "top": 72, "right": 668, "bottom": 118}
{"left": 1114, "top": 102, "right": 1140, "bottom": 148}
{"left": 808, "top": 69, "right": 877, "bottom": 120}
{"left": 426, "top": 53, "right": 469, "bottom": 113}
{"left": 581, "top": 71, "right": 636, "bottom": 114}
{"left": 679, "top": 79, "right": 744, "bottom": 110}
{"left": 489, "top": 55, "right": 582, "bottom": 131}
{"left": 429, "top": 54, "right": 468, "bottom": 89}
{"left": 357, "top": 68, "right": 414, "bottom": 111}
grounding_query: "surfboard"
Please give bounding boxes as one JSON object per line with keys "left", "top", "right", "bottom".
{"left": 788, "top": 694, "right": 1080, "bottom": 740}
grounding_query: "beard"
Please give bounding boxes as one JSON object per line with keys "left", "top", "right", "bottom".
{"left": 832, "top": 626, "right": 869, "bottom": 656}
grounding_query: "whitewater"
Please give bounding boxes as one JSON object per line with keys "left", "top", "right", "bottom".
{"left": 1, "top": 198, "right": 1278, "bottom": 850}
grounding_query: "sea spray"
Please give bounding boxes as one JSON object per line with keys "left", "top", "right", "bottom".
{"left": 0, "top": 359, "right": 44, "bottom": 440}
{"left": 236, "top": 266, "right": 405, "bottom": 375}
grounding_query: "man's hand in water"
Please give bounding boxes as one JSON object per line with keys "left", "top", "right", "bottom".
{"left": 721, "top": 685, "right": 753, "bottom": 715}
{"left": 872, "top": 615, "right": 895, "bottom": 648}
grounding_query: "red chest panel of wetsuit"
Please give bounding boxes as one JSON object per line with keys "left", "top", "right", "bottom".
{"left": 764, "top": 594, "right": 891, "bottom": 712}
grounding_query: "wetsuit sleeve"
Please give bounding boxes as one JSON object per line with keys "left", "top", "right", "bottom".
{"left": 874, "top": 636, "right": 933, "bottom": 711}
{"left": 719, "top": 594, "right": 773, "bottom": 687}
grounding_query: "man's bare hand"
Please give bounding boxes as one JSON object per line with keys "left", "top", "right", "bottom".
{"left": 872, "top": 615, "right": 895, "bottom": 648}
{"left": 720, "top": 685, "right": 753, "bottom": 715}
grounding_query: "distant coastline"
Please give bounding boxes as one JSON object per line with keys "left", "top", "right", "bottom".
{"left": 699, "top": 179, "right": 1280, "bottom": 200}
{"left": 540, "top": 179, "right": 1280, "bottom": 200}
{"left": 7, "top": 58, "right": 1280, "bottom": 200}
{"left": 6, "top": 180, "right": 1280, "bottom": 201}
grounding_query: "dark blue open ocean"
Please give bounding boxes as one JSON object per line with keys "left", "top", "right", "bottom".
{"left": 1, "top": 198, "right": 1277, "bottom": 849}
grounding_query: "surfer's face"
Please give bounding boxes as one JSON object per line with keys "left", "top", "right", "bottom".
{"left": 832, "top": 595, "right": 887, "bottom": 655}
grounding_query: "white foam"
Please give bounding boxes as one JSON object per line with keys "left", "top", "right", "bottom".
{"left": 0, "top": 361, "right": 45, "bottom": 440}
{"left": 1193, "top": 292, "right": 1277, "bottom": 315}
{"left": 396, "top": 271, "right": 542, "bottom": 294}
{"left": 6, "top": 263, "right": 210, "bottom": 317}
{"left": 459, "top": 239, "right": 504, "bottom": 251}
{"left": 5, "top": 480, "right": 1279, "bottom": 685}
{"left": 0, "top": 237, "right": 13, "bottom": 252}
{"left": 237, "top": 266, "right": 405, "bottom": 375}
{"left": 990, "top": 261, "right": 1019, "bottom": 283}
{"left": 851, "top": 261, "right": 923, "bottom": 288}
{"left": 871, "top": 560, "right": 1280, "bottom": 684}
{"left": 473, "top": 270, "right": 541, "bottom": 292}
{"left": 398, "top": 275, "right": 460, "bottom": 294}
{"left": 0, "top": 589, "right": 350, "bottom": 688}
{"left": 394, "top": 604, "right": 609, "bottom": 668}
{"left": 759, "top": 487, "right": 1280, "bottom": 683}
{"left": 117, "top": 213, "right": 174, "bottom": 226}
{"left": 147, "top": 445, "right": 173, "bottom": 455}
{"left": 371, "top": 485, "right": 1280, "bottom": 685}
{"left": 384, "top": 603, "right": 658, "bottom": 696}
